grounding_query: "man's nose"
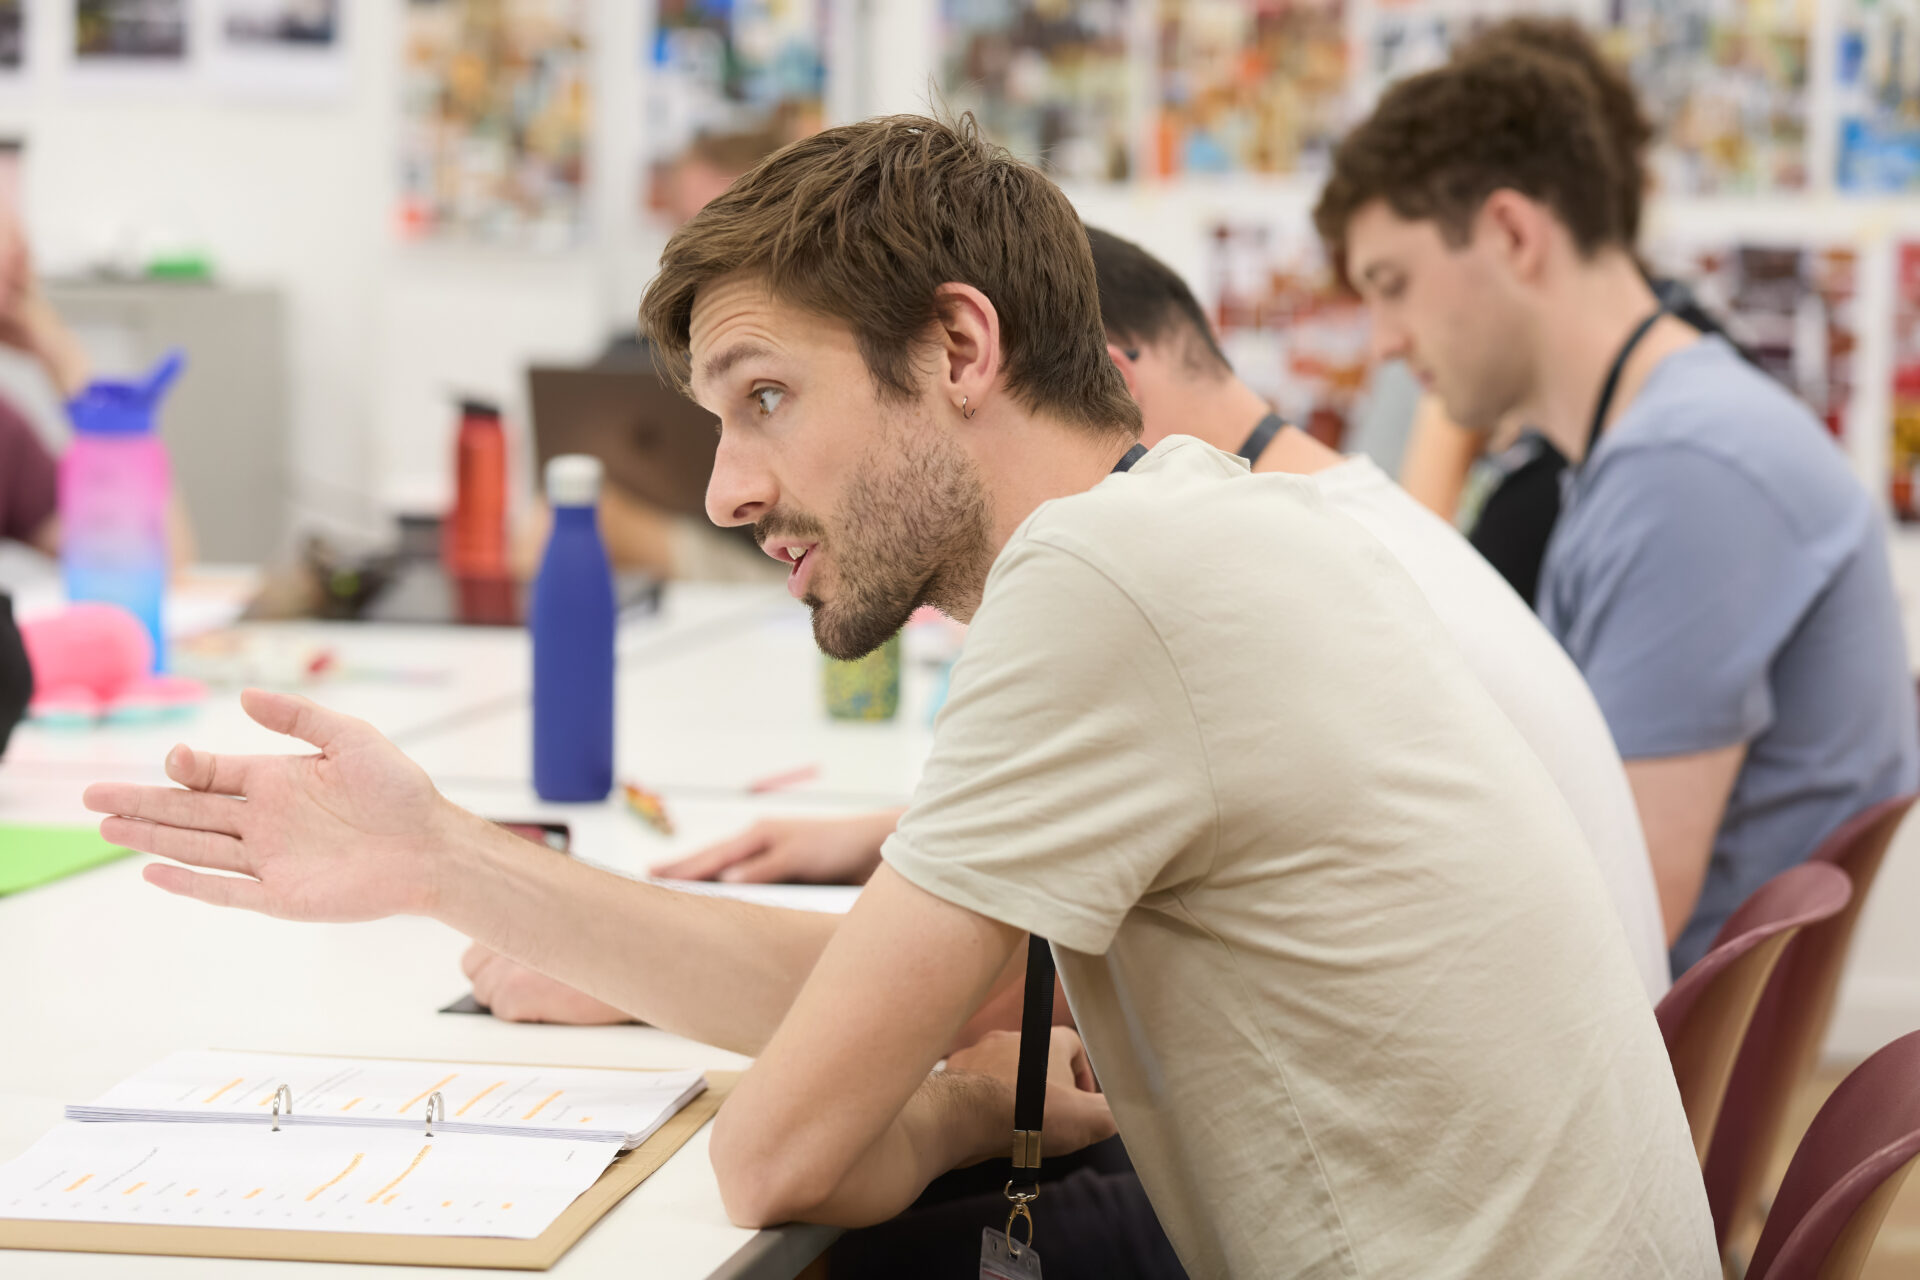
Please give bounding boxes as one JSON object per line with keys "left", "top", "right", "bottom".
{"left": 705, "top": 431, "right": 773, "bottom": 529}
{"left": 1369, "top": 316, "right": 1411, "bottom": 367}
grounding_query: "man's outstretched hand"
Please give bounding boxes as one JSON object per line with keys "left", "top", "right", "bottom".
{"left": 83, "top": 689, "right": 469, "bottom": 922}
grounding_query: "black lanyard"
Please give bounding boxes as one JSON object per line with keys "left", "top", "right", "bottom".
{"left": 1004, "top": 441, "right": 1145, "bottom": 1231}
{"left": 1238, "top": 412, "right": 1287, "bottom": 466}
{"left": 1585, "top": 308, "right": 1665, "bottom": 464}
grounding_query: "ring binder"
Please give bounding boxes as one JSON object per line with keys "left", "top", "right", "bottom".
{"left": 269, "top": 1084, "right": 292, "bottom": 1133}
{"left": 424, "top": 1091, "right": 445, "bottom": 1138}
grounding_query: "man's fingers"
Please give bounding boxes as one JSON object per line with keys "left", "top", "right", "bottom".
{"left": 85, "top": 782, "right": 247, "bottom": 840}
{"left": 165, "top": 744, "right": 253, "bottom": 797}
{"left": 460, "top": 941, "right": 497, "bottom": 981}
{"left": 240, "top": 688, "right": 359, "bottom": 752}
{"left": 1049, "top": 1026, "right": 1098, "bottom": 1093}
{"left": 468, "top": 955, "right": 503, "bottom": 1008}
{"left": 143, "top": 862, "right": 270, "bottom": 913}
{"left": 101, "top": 816, "right": 252, "bottom": 874}
{"left": 716, "top": 850, "right": 791, "bottom": 884}
{"left": 477, "top": 968, "right": 540, "bottom": 1023}
{"left": 649, "top": 829, "right": 769, "bottom": 880}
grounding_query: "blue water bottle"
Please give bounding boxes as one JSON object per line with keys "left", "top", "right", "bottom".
{"left": 531, "top": 454, "right": 616, "bottom": 801}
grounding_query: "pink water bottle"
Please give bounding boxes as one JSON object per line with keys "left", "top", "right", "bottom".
{"left": 59, "top": 351, "right": 183, "bottom": 672}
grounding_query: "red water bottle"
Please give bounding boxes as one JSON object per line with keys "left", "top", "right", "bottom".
{"left": 444, "top": 398, "right": 507, "bottom": 579}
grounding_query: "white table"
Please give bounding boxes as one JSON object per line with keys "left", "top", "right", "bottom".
{"left": 0, "top": 581, "right": 934, "bottom": 1278}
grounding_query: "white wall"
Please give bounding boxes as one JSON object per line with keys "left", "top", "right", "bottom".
{"left": 0, "top": 0, "right": 654, "bottom": 539}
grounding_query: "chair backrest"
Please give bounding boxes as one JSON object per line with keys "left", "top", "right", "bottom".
{"left": 1704, "top": 793, "right": 1918, "bottom": 1249}
{"left": 1747, "top": 1028, "right": 1920, "bottom": 1280}
{"left": 1656, "top": 862, "right": 1852, "bottom": 1163}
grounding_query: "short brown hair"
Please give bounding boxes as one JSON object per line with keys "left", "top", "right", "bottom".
{"left": 641, "top": 113, "right": 1140, "bottom": 438}
{"left": 1086, "top": 226, "right": 1231, "bottom": 378}
{"left": 1457, "top": 18, "right": 1652, "bottom": 244}
{"left": 1314, "top": 48, "right": 1627, "bottom": 274}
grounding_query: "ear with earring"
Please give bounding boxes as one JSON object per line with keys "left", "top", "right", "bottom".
{"left": 960, "top": 395, "right": 976, "bottom": 420}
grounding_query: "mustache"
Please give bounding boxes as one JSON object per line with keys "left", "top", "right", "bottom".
{"left": 753, "top": 510, "right": 827, "bottom": 550}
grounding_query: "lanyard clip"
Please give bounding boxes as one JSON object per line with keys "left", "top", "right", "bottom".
{"left": 1003, "top": 1182, "right": 1037, "bottom": 1255}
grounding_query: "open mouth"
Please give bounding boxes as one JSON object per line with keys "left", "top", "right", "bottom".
{"left": 771, "top": 541, "right": 819, "bottom": 599}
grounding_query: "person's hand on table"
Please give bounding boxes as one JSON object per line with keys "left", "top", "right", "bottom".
{"left": 651, "top": 808, "right": 904, "bottom": 884}
{"left": 461, "top": 942, "right": 630, "bottom": 1025}
{"left": 81, "top": 688, "right": 470, "bottom": 919}
{"left": 945, "top": 1026, "right": 1113, "bottom": 1161}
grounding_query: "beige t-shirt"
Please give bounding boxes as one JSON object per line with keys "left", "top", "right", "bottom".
{"left": 1311, "top": 457, "right": 1670, "bottom": 1000}
{"left": 883, "top": 438, "right": 1715, "bottom": 1280}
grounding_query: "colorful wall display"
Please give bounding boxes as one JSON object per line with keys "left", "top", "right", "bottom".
{"left": 220, "top": 0, "right": 338, "bottom": 47}
{"left": 1649, "top": 238, "right": 1858, "bottom": 438}
{"left": 1207, "top": 219, "right": 1371, "bottom": 446}
{"left": 1890, "top": 243, "right": 1920, "bottom": 519}
{"left": 1153, "top": 0, "right": 1349, "bottom": 177}
{"left": 396, "top": 0, "right": 589, "bottom": 249}
{"left": 1836, "top": 0, "right": 1920, "bottom": 191}
{"left": 213, "top": 1, "right": 346, "bottom": 97}
{"left": 940, "top": 0, "right": 1136, "bottom": 182}
{"left": 1367, "top": 0, "right": 1811, "bottom": 193}
{"left": 1618, "top": 0, "right": 1811, "bottom": 193}
{"left": 76, "top": 0, "right": 188, "bottom": 61}
{"left": 644, "top": 0, "right": 829, "bottom": 222}
{"left": 1366, "top": 0, "right": 1551, "bottom": 87}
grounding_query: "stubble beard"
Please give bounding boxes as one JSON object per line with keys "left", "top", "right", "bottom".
{"left": 803, "top": 418, "right": 993, "bottom": 662}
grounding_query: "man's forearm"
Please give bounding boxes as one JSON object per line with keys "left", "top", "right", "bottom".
{"left": 429, "top": 805, "right": 840, "bottom": 1054}
{"left": 721, "top": 1067, "right": 1008, "bottom": 1228}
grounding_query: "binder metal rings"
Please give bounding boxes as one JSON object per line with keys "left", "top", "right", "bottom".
{"left": 424, "top": 1091, "right": 446, "bottom": 1137}
{"left": 270, "top": 1084, "right": 293, "bottom": 1132}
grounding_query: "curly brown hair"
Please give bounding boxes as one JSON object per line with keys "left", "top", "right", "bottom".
{"left": 1456, "top": 18, "right": 1653, "bottom": 244}
{"left": 640, "top": 113, "right": 1141, "bottom": 439}
{"left": 1314, "top": 48, "right": 1628, "bottom": 276}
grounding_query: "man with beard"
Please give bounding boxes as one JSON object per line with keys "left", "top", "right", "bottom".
{"left": 84, "top": 115, "right": 1715, "bottom": 1278}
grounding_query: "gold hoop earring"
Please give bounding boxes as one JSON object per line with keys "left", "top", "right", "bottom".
{"left": 961, "top": 396, "right": 976, "bottom": 420}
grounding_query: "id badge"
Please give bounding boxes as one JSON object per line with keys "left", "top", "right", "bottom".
{"left": 980, "top": 1225, "right": 1043, "bottom": 1280}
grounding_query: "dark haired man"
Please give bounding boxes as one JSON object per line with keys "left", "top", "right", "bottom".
{"left": 88, "top": 116, "right": 1714, "bottom": 1276}
{"left": 1317, "top": 50, "right": 1917, "bottom": 970}
{"left": 1396, "top": 17, "right": 1746, "bottom": 606}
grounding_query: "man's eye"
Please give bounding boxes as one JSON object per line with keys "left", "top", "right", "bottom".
{"left": 1379, "top": 278, "right": 1406, "bottom": 301}
{"left": 753, "top": 387, "right": 784, "bottom": 416}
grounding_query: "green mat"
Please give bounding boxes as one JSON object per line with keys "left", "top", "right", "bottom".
{"left": 0, "top": 824, "right": 134, "bottom": 895}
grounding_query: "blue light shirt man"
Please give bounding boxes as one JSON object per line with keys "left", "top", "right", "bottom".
{"left": 1540, "top": 335, "right": 1918, "bottom": 970}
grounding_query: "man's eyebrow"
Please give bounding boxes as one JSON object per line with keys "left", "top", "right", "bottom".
{"left": 699, "top": 340, "right": 775, "bottom": 388}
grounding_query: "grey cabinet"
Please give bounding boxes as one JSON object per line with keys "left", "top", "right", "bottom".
{"left": 45, "top": 280, "right": 288, "bottom": 565}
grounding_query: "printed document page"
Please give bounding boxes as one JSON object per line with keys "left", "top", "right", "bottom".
{"left": 71, "top": 1051, "right": 705, "bottom": 1147}
{"left": 0, "top": 1121, "right": 622, "bottom": 1239}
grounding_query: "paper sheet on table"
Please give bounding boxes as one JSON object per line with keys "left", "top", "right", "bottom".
{"left": 71, "top": 1051, "right": 706, "bottom": 1150}
{"left": 0, "top": 1121, "right": 620, "bottom": 1240}
{"left": 0, "top": 825, "right": 134, "bottom": 895}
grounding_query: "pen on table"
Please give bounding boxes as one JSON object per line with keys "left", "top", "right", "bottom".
{"left": 747, "top": 764, "right": 820, "bottom": 794}
{"left": 621, "top": 781, "right": 675, "bottom": 835}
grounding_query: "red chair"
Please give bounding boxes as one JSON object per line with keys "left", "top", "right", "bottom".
{"left": 1704, "top": 793, "right": 1918, "bottom": 1249}
{"left": 1746, "top": 1028, "right": 1920, "bottom": 1280}
{"left": 1656, "top": 862, "right": 1852, "bottom": 1163}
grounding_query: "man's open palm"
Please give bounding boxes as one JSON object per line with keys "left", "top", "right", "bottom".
{"left": 83, "top": 689, "right": 459, "bottom": 922}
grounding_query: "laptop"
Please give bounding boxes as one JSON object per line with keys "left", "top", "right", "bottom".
{"left": 527, "top": 363, "right": 719, "bottom": 520}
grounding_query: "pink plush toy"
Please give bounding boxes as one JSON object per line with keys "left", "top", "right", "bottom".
{"left": 20, "top": 603, "right": 204, "bottom": 726}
